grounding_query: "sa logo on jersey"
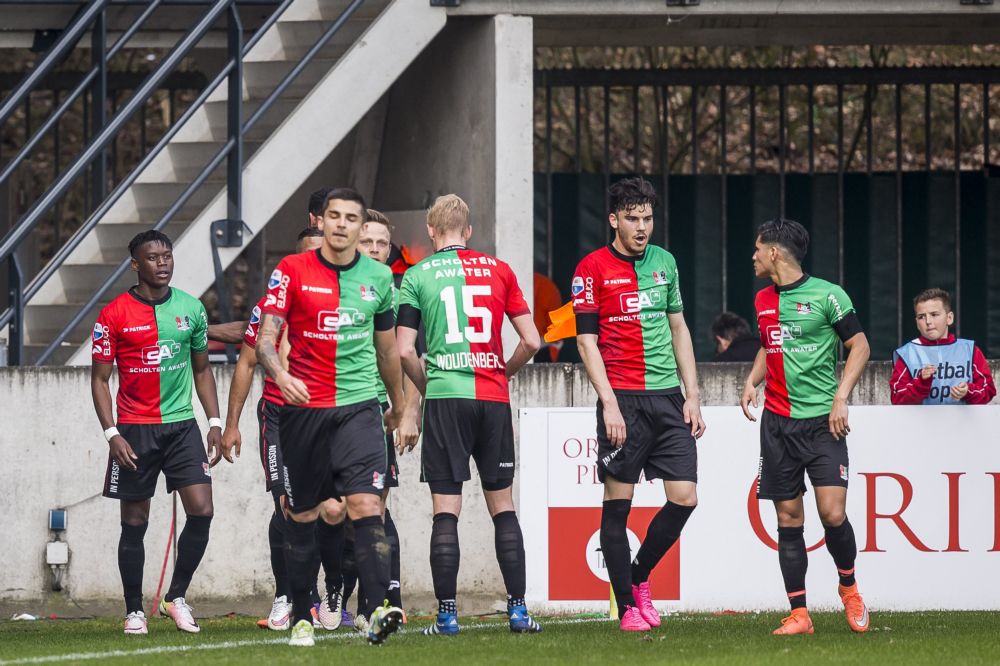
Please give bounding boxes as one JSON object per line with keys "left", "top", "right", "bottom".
{"left": 142, "top": 340, "right": 182, "bottom": 365}
{"left": 317, "top": 308, "right": 366, "bottom": 332}
{"left": 766, "top": 323, "right": 802, "bottom": 346}
{"left": 571, "top": 276, "right": 585, "bottom": 297}
{"left": 619, "top": 290, "right": 661, "bottom": 314}
{"left": 359, "top": 284, "right": 377, "bottom": 302}
{"left": 268, "top": 269, "right": 283, "bottom": 290}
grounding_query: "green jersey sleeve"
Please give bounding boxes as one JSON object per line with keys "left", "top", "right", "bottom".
{"left": 398, "top": 270, "right": 421, "bottom": 317}
{"left": 666, "top": 255, "right": 684, "bottom": 314}
{"left": 191, "top": 300, "right": 209, "bottom": 353}
{"left": 824, "top": 283, "right": 856, "bottom": 326}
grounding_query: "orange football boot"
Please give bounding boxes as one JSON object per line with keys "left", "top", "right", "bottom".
{"left": 773, "top": 608, "right": 814, "bottom": 635}
{"left": 839, "top": 584, "right": 870, "bottom": 633}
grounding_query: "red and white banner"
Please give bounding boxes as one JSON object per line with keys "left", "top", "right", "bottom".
{"left": 519, "top": 406, "right": 1000, "bottom": 612}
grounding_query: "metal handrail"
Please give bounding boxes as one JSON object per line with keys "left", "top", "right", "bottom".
{"left": 35, "top": 138, "right": 236, "bottom": 365}
{"left": 0, "top": 0, "right": 163, "bottom": 187}
{"left": 0, "top": 0, "right": 232, "bottom": 263}
{"left": 0, "top": 0, "right": 110, "bottom": 126}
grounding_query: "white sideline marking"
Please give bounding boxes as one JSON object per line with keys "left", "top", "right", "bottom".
{"left": 0, "top": 616, "right": 609, "bottom": 664}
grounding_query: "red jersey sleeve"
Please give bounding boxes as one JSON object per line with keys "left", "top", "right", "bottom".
{"left": 91, "top": 304, "right": 117, "bottom": 364}
{"left": 964, "top": 345, "right": 997, "bottom": 405}
{"left": 503, "top": 263, "right": 531, "bottom": 318}
{"left": 889, "top": 356, "right": 932, "bottom": 405}
{"left": 571, "top": 255, "right": 599, "bottom": 315}
{"left": 261, "top": 257, "right": 296, "bottom": 319}
{"left": 242, "top": 302, "right": 263, "bottom": 349}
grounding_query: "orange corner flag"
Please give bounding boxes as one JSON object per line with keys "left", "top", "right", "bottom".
{"left": 544, "top": 301, "right": 576, "bottom": 343}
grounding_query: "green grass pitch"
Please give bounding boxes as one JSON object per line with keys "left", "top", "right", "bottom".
{"left": 1, "top": 612, "right": 998, "bottom": 665}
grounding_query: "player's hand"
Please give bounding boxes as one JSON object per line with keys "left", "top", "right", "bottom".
{"left": 396, "top": 409, "right": 420, "bottom": 454}
{"left": 206, "top": 425, "right": 223, "bottom": 466}
{"left": 109, "top": 435, "right": 139, "bottom": 472}
{"left": 951, "top": 381, "right": 969, "bottom": 400}
{"left": 829, "top": 397, "right": 851, "bottom": 440}
{"left": 382, "top": 405, "right": 401, "bottom": 432}
{"left": 740, "top": 382, "right": 759, "bottom": 422}
{"left": 277, "top": 371, "right": 310, "bottom": 405}
{"left": 919, "top": 363, "right": 937, "bottom": 380}
{"left": 603, "top": 400, "right": 627, "bottom": 448}
{"left": 683, "top": 395, "right": 706, "bottom": 439}
{"left": 219, "top": 426, "right": 241, "bottom": 465}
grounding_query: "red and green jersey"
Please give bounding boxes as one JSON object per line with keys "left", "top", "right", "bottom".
{"left": 755, "top": 275, "right": 857, "bottom": 419}
{"left": 262, "top": 249, "right": 395, "bottom": 409}
{"left": 397, "top": 246, "right": 530, "bottom": 403}
{"left": 242, "top": 295, "right": 284, "bottom": 406}
{"left": 92, "top": 287, "right": 208, "bottom": 424}
{"left": 572, "top": 244, "right": 684, "bottom": 392}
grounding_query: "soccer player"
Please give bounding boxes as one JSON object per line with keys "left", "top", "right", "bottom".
{"left": 257, "top": 187, "right": 405, "bottom": 647}
{"left": 890, "top": 288, "right": 996, "bottom": 405}
{"left": 396, "top": 194, "right": 543, "bottom": 636}
{"left": 216, "top": 228, "right": 350, "bottom": 632}
{"left": 91, "top": 230, "right": 222, "bottom": 635}
{"left": 740, "top": 218, "right": 871, "bottom": 635}
{"left": 572, "top": 177, "right": 705, "bottom": 633}
{"left": 353, "top": 210, "right": 422, "bottom": 615}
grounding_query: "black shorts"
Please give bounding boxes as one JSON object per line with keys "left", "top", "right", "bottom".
{"left": 420, "top": 398, "right": 515, "bottom": 487}
{"left": 757, "top": 409, "right": 850, "bottom": 501}
{"left": 596, "top": 392, "right": 697, "bottom": 485}
{"left": 257, "top": 397, "right": 284, "bottom": 493}
{"left": 102, "top": 419, "right": 211, "bottom": 501}
{"left": 279, "top": 400, "right": 387, "bottom": 512}
{"left": 380, "top": 402, "right": 399, "bottom": 489}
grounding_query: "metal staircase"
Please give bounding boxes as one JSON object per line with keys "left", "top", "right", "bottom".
{"left": 0, "top": 0, "right": 447, "bottom": 365}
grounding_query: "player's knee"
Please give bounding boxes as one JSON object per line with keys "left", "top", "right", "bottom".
{"left": 775, "top": 508, "right": 804, "bottom": 527}
{"left": 346, "top": 493, "right": 381, "bottom": 520}
{"left": 288, "top": 506, "right": 320, "bottom": 523}
{"left": 320, "top": 498, "right": 347, "bottom": 525}
{"left": 819, "top": 507, "right": 846, "bottom": 527}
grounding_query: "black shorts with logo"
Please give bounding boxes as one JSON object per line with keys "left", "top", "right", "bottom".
{"left": 757, "top": 409, "right": 850, "bottom": 501}
{"left": 279, "top": 399, "right": 387, "bottom": 512}
{"left": 380, "top": 402, "right": 399, "bottom": 489}
{"left": 596, "top": 391, "right": 698, "bottom": 485}
{"left": 420, "top": 398, "right": 515, "bottom": 486}
{"left": 257, "top": 397, "right": 284, "bottom": 493}
{"left": 103, "top": 419, "right": 211, "bottom": 501}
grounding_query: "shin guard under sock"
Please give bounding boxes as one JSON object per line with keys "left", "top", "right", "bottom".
{"left": 601, "top": 499, "right": 635, "bottom": 617}
{"left": 777, "top": 525, "right": 808, "bottom": 610}
{"left": 119, "top": 522, "right": 148, "bottom": 614}
{"left": 166, "top": 515, "right": 211, "bottom": 600}
{"left": 632, "top": 502, "right": 696, "bottom": 584}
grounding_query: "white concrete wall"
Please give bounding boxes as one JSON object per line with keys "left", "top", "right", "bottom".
{"left": 2, "top": 361, "right": 996, "bottom": 607}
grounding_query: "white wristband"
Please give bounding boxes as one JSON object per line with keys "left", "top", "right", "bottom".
{"left": 208, "top": 417, "right": 223, "bottom": 429}
{"left": 104, "top": 426, "right": 120, "bottom": 442}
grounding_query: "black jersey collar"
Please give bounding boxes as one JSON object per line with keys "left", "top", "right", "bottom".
{"left": 775, "top": 273, "right": 810, "bottom": 293}
{"left": 315, "top": 248, "right": 360, "bottom": 272}
{"left": 437, "top": 244, "right": 467, "bottom": 253}
{"left": 607, "top": 243, "right": 645, "bottom": 264}
{"left": 128, "top": 286, "right": 172, "bottom": 306}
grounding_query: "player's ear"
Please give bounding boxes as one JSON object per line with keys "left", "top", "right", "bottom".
{"left": 130, "top": 256, "right": 138, "bottom": 273}
{"left": 426, "top": 223, "right": 435, "bottom": 241}
{"left": 608, "top": 212, "right": 618, "bottom": 230}
{"left": 946, "top": 311, "right": 955, "bottom": 326}
{"left": 463, "top": 225, "right": 472, "bottom": 242}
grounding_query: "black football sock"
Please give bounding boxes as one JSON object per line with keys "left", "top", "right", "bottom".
{"left": 632, "top": 502, "right": 696, "bottom": 584}
{"left": 353, "top": 516, "right": 391, "bottom": 619}
{"left": 268, "top": 511, "right": 290, "bottom": 599}
{"left": 308, "top": 546, "right": 322, "bottom": 607}
{"left": 601, "top": 499, "right": 635, "bottom": 617}
{"left": 119, "top": 521, "right": 147, "bottom": 614}
{"left": 315, "top": 518, "right": 345, "bottom": 600}
{"left": 166, "top": 515, "right": 211, "bottom": 600}
{"left": 284, "top": 516, "right": 318, "bottom": 625}
{"left": 384, "top": 509, "right": 402, "bottom": 608}
{"left": 430, "top": 513, "right": 460, "bottom": 612}
{"left": 492, "top": 511, "right": 527, "bottom": 602}
{"left": 824, "top": 518, "right": 858, "bottom": 587}
{"left": 778, "top": 525, "right": 808, "bottom": 610}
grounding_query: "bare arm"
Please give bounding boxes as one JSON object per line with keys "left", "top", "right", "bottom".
{"left": 207, "top": 321, "right": 248, "bottom": 344}
{"left": 668, "top": 311, "right": 705, "bottom": 438}
{"left": 397, "top": 325, "right": 426, "bottom": 395}
{"left": 578, "top": 333, "right": 626, "bottom": 447}
{"left": 92, "top": 361, "right": 138, "bottom": 472}
{"left": 741, "top": 346, "right": 767, "bottom": 421}
{"left": 192, "top": 350, "right": 223, "bottom": 465}
{"left": 219, "top": 344, "right": 256, "bottom": 465}
{"left": 258, "top": 313, "right": 309, "bottom": 404}
{"left": 375, "top": 328, "right": 404, "bottom": 430}
{"left": 397, "top": 371, "right": 422, "bottom": 454}
{"left": 505, "top": 313, "right": 541, "bottom": 378}
{"left": 829, "top": 331, "right": 870, "bottom": 439}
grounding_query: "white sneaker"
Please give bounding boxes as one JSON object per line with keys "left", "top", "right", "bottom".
{"left": 289, "top": 619, "right": 315, "bottom": 647}
{"left": 159, "top": 597, "right": 200, "bottom": 633}
{"left": 318, "top": 591, "right": 343, "bottom": 630}
{"left": 124, "top": 611, "right": 147, "bottom": 635}
{"left": 267, "top": 595, "right": 292, "bottom": 631}
{"left": 354, "top": 613, "right": 369, "bottom": 635}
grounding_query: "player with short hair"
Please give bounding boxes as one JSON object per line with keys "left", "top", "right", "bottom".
{"left": 396, "top": 194, "right": 543, "bottom": 636}
{"left": 572, "top": 176, "right": 705, "bottom": 632}
{"left": 91, "top": 230, "right": 222, "bottom": 636}
{"left": 740, "top": 217, "right": 871, "bottom": 635}
{"left": 257, "top": 187, "right": 405, "bottom": 647}
{"left": 307, "top": 187, "right": 329, "bottom": 229}
{"left": 217, "top": 228, "right": 351, "bottom": 632}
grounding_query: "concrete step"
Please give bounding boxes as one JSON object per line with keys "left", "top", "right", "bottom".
{"left": 245, "top": 18, "right": 368, "bottom": 63}
{"left": 184, "top": 98, "right": 302, "bottom": 143}
{"left": 23, "top": 343, "right": 77, "bottom": 366}
{"left": 242, "top": 58, "right": 338, "bottom": 99}
{"left": 130, "top": 181, "right": 221, "bottom": 217}
{"left": 24, "top": 302, "right": 112, "bottom": 347}
{"left": 55, "top": 264, "right": 136, "bottom": 305}
{"left": 93, "top": 221, "right": 190, "bottom": 253}
{"left": 280, "top": 0, "right": 389, "bottom": 23}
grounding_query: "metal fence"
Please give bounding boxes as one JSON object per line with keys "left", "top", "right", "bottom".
{"left": 534, "top": 66, "right": 1000, "bottom": 360}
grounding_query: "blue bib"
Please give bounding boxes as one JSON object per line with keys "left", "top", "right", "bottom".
{"left": 893, "top": 338, "right": 975, "bottom": 405}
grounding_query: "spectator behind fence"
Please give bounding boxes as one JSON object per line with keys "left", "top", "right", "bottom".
{"left": 890, "top": 288, "right": 996, "bottom": 405}
{"left": 711, "top": 312, "right": 761, "bottom": 362}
